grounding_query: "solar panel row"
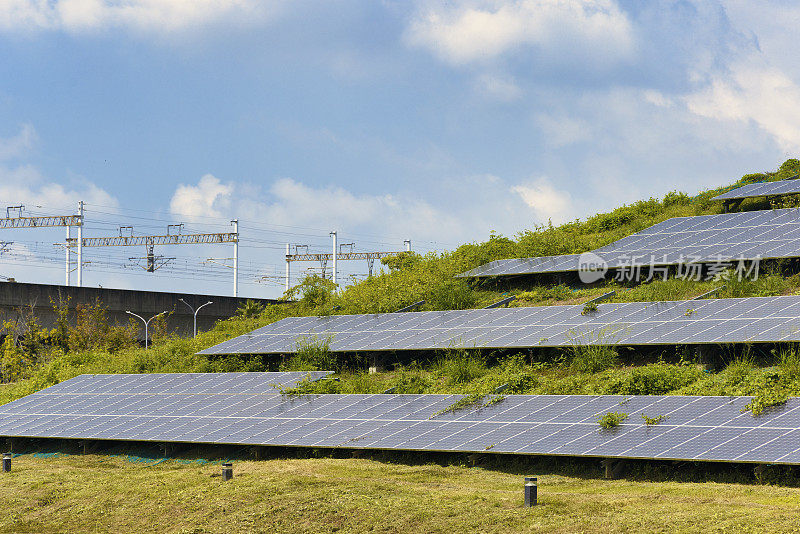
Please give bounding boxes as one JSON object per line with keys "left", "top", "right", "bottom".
{"left": 713, "top": 180, "right": 800, "bottom": 201}
{"left": 458, "top": 208, "right": 800, "bottom": 278}
{"left": 198, "top": 295, "right": 800, "bottom": 355}
{"left": 38, "top": 372, "right": 333, "bottom": 396}
{"left": 2, "top": 374, "right": 799, "bottom": 465}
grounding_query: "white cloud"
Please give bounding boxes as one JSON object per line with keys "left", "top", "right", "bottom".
{"left": 511, "top": 178, "right": 573, "bottom": 224}
{"left": 405, "top": 0, "right": 635, "bottom": 66}
{"left": 0, "top": 163, "right": 118, "bottom": 211}
{"left": 474, "top": 73, "right": 523, "bottom": 101}
{"left": 685, "top": 56, "right": 800, "bottom": 153}
{"left": 534, "top": 113, "right": 592, "bottom": 148}
{"left": 0, "top": 124, "right": 36, "bottom": 161}
{"left": 0, "top": 0, "right": 271, "bottom": 33}
{"left": 169, "top": 174, "right": 233, "bottom": 221}
{"left": 169, "top": 174, "right": 582, "bottom": 251}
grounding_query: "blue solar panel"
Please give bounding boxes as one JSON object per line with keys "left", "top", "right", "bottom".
{"left": 713, "top": 179, "right": 800, "bottom": 200}
{"left": 3, "top": 375, "right": 800, "bottom": 465}
{"left": 198, "top": 295, "right": 800, "bottom": 354}
{"left": 458, "top": 208, "right": 800, "bottom": 278}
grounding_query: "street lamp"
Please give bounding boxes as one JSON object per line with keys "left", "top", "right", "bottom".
{"left": 126, "top": 310, "right": 167, "bottom": 349}
{"left": 178, "top": 299, "right": 213, "bottom": 337}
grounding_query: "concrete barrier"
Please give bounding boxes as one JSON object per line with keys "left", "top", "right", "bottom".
{"left": 0, "top": 281, "right": 280, "bottom": 340}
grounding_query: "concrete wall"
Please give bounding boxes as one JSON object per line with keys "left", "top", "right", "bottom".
{"left": 0, "top": 281, "right": 280, "bottom": 340}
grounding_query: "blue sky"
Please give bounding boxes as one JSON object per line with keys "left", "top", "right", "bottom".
{"left": 0, "top": 0, "right": 798, "bottom": 298}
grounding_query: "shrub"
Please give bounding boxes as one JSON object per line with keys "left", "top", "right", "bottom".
{"left": 236, "top": 300, "right": 264, "bottom": 318}
{"left": 68, "top": 300, "right": 136, "bottom": 353}
{"left": 601, "top": 363, "right": 703, "bottom": 395}
{"left": 569, "top": 345, "right": 619, "bottom": 374}
{"left": 285, "top": 274, "right": 338, "bottom": 307}
{"left": 281, "top": 335, "right": 336, "bottom": 371}
{"left": 598, "top": 412, "right": 628, "bottom": 429}
{"left": 438, "top": 348, "right": 488, "bottom": 385}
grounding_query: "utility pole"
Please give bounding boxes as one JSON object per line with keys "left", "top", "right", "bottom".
{"left": 77, "top": 201, "right": 84, "bottom": 287}
{"left": 65, "top": 225, "right": 71, "bottom": 286}
{"left": 285, "top": 243, "right": 291, "bottom": 293}
{"left": 232, "top": 219, "right": 239, "bottom": 297}
{"left": 330, "top": 231, "right": 338, "bottom": 284}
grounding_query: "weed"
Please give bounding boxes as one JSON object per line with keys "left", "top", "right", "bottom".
{"left": 641, "top": 414, "right": 668, "bottom": 425}
{"left": 281, "top": 335, "right": 336, "bottom": 372}
{"left": 598, "top": 412, "right": 628, "bottom": 429}
{"left": 581, "top": 302, "right": 598, "bottom": 315}
{"left": 569, "top": 345, "right": 619, "bottom": 374}
{"left": 438, "top": 348, "right": 487, "bottom": 385}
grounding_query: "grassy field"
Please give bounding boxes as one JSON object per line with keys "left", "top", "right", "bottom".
{"left": 1, "top": 452, "right": 799, "bottom": 533}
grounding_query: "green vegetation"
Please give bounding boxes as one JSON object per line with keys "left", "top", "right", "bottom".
{"left": 597, "top": 412, "right": 628, "bottom": 429}
{"left": 3, "top": 453, "right": 800, "bottom": 533}
{"left": 3, "top": 160, "right": 800, "bottom": 420}
{"left": 641, "top": 414, "right": 668, "bottom": 425}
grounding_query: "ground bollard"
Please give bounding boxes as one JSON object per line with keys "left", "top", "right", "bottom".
{"left": 222, "top": 462, "right": 233, "bottom": 481}
{"left": 524, "top": 476, "right": 537, "bottom": 507}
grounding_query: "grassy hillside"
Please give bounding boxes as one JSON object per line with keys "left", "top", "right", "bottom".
{"left": 4, "top": 159, "right": 800, "bottom": 408}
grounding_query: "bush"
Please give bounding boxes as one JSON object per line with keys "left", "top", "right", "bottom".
{"left": 598, "top": 412, "right": 628, "bottom": 429}
{"left": 281, "top": 335, "right": 337, "bottom": 371}
{"left": 601, "top": 363, "right": 703, "bottom": 395}
{"left": 438, "top": 349, "right": 488, "bottom": 385}
{"left": 569, "top": 345, "right": 619, "bottom": 374}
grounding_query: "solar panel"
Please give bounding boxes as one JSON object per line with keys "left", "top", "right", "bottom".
{"left": 37, "top": 372, "right": 332, "bottom": 395}
{"left": 713, "top": 179, "right": 800, "bottom": 201}
{"left": 2, "top": 375, "right": 800, "bottom": 465}
{"left": 458, "top": 208, "right": 800, "bottom": 278}
{"left": 197, "top": 295, "right": 800, "bottom": 354}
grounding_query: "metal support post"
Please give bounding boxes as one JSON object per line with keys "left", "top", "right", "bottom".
{"left": 65, "top": 225, "right": 71, "bottom": 286}
{"left": 404, "top": 239, "right": 411, "bottom": 252}
{"left": 77, "top": 201, "right": 84, "bottom": 287}
{"left": 232, "top": 219, "right": 239, "bottom": 297}
{"left": 330, "top": 231, "right": 338, "bottom": 284}
{"left": 285, "top": 243, "right": 291, "bottom": 293}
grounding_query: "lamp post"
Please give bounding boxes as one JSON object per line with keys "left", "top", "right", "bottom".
{"left": 126, "top": 310, "right": 166, "bottom": 349}
{"left": 178, "top": 299, "right": 213, "bottom": 337}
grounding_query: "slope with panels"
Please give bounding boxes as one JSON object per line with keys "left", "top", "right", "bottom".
{"left": 2, "top": 374, "right": 800, "bottom": 465}
{"left": 713, "top": 179, "right": 800, "bottom": 201}
{"left": 197, "top": 295, "right": 800, "bottom": 355}
{"left": 458, "top": 207, "right": 800, "bottom": 278}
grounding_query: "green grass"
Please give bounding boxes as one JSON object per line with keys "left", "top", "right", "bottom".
{"left": 1, "top": 453, "right": 800, "bottom": 533}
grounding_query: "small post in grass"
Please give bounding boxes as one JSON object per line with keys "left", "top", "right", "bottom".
{"left": 222, "top": 462, "right": 233, "bottom": 481}
{"left": 2, "top": 452, "right": 11, "bottom": 473}
{"left": 524, "top": 476, "right": 537, "bottom": 507}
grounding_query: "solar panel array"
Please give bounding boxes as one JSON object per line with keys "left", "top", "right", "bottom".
{"left": 197, "top": 295, "right": 800, "bottom": 355}
{"left": 35, "top": 372, "right": 333, "bottom": 395}
{"left": 458, "top": 208, "right": 800, "bottom": 278}
{"left": 713, "top": 180, "right": 800, "bottom": 201}
{"left": 2, "top": 374, "right": 800, "bottom": 465}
